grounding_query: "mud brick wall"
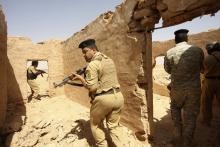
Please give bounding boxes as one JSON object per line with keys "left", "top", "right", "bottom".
{"left": 0, "top": 6, "right": 7, "bottom": 131}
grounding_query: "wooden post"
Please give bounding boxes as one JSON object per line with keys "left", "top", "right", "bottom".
{"left": 144, "top": 30, "right": 154, "bottom": 137}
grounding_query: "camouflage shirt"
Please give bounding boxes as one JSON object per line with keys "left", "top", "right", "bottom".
{"left": 164, "top": 42, "right": 204, "bottom": 89}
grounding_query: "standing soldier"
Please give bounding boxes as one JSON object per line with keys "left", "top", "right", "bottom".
{"left": 164, "top": 29, "right": 204, "bottom": 147}
{"left": 27, "top": 60, "right": 46, "bottom": 102}
{"left": 72, "top": 39, "right": 124, "bottom": 147}
{"left": 201, "top": 42, "right": 220, "bottom": 126}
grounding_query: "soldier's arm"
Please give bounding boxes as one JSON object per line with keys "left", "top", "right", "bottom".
{"left": 164, "top": 55, "right": 172, "bottom": 74}
{"left": 200, "top": 49, "right": 205, "bottom": 73}
{"left": 84, "top": 61, "right": 100, "bottom": 90}
{"left": 30, "top": 66, "right": 38, "bottom": 74}
{"left": 73, "top": 61, "right": 99, "bottom": 91}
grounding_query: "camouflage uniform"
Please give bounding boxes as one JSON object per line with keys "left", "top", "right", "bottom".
{"left": 85, "top": 52, "right": 124, "bottom": 147}
{"left": 164, "top": 42, "right": 204, "bottom": 146}
{"left": 27, "top": 65, "right": 40, "bottom": 100}
{"left": 201, "top": 51, "right": 220, "bottom": 125}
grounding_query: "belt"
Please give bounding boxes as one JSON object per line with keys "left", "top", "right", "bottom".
{"left": 205, "top": 76, "right": 220, "bottom": 80}
{"left": 95, "top": 88, "right": 120, "bottom": 97}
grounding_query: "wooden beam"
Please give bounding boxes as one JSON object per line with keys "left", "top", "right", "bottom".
{"left": 144, "top": 30, "right": 154, "bottom": 137}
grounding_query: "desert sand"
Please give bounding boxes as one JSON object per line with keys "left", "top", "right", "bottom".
{"left": 5, "top": 62, "right": 220, "bottom": 147}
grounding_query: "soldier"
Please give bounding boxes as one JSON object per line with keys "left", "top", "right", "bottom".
{"left": 72, "top": 39, "right": 124, "bottom": 147}
{"left": 201, "top": 42, "right": 220, "bottom": 126}
{"left": 27, "top": 60, "right": 46, "bottom": 102}
{"left": 164, "top": 29, "right": 204, "bottom": 147}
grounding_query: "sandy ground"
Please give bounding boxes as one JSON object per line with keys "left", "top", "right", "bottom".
{"left": 6, "top": 96, "right": 148, "bottom": 147}
{"left": 8, "top": 74, "right": 148, "bottom": 147}
{"left": 4, "top": 64, "right": 220, "bottom": 147}
{"left": 152, "top": 61, "right": 220, "bottom": 147}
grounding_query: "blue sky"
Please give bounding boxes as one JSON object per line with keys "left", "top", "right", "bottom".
{"left": 0, "top": 0, "right": 219, "bottom": 43}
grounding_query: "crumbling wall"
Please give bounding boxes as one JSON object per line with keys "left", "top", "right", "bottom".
{"left": 0, "top": 5, "right": 7, "bottom": 131}
{"left": 157, "top": 0, "right": 220, "bottom": 27}
{"left": 62, "top": 0, "right": 149, "bottom": 133}
{"left": 4, "top": 0, "right": 220, "bottom": 137}
{"left": 127, "top": 0, "right": 220, "bottom": 33}
{"left": 7, "top": 37, "right": 64, "bottom": 103}
{"left": 62, "top": 0, "right": 220, "bottom": 134}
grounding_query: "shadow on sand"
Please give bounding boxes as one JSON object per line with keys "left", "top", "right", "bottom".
{"left": 149, "top": 99, "right": 220, "bottom": 147}
{"left": 0, "top": 59, "right": 26, "bottom": 147}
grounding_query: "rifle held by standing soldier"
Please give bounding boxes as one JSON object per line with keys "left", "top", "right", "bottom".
{"left": 53, "top": 67, "right": 86, "bottom": 88}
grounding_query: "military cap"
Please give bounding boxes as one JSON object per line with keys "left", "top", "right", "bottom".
{"left": 32, "top": 60, "right": 38, "bottom": 66}
{"left": 174, "top": 29, "right": 189, "bottom": 35}
{"left": 78, "top": 39, "right": 96, "bottom": 49}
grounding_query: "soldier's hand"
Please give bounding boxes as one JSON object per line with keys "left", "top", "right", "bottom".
{"left": 72, "top": 73, "right": 83, "bottom": 81}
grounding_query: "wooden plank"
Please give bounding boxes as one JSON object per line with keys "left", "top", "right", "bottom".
{"left": 144, "top": 31, "right": 154, "bottom": 137}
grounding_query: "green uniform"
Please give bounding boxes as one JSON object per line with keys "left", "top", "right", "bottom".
{"left": 85, "top": 52, "right": 124, "bottom": 147}
{"left": 164, "top": 42, "right": 204, "bottom": 147}
{"left": 201, "top": 51, "right": 220, "bottom": 124}
{"left": 27, "top": 65, "right": 40, "bottom": 100}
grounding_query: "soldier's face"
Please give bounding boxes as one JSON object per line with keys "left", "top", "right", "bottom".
{"left": 82, "top": 47, "right": 95, "bottom": 62}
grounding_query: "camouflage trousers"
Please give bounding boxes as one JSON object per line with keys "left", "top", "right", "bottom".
{"left": 90, "top": 91, "right": 124, "bottom": 147}
{"left": 27, "top": 79, "right": 40, "bottom": 100}
{"left": 201, "top": 79, "right": 220, "bottom": 125}
{"left": 170, "top": 88, "right": 201, "bottom": 147}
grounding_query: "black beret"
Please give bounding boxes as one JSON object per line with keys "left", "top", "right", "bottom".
{"left": 32, "top": 60, "right": 38, "bottom": 66}
{"left": 174, "top": 29, "right": 189, "bottom": 35}
{"left": 78, "top": 39, "right": 96, "bottom": 49}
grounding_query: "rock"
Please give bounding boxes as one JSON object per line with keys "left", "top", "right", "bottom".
{"left": 65, "top": 134, "right": 77, "bottom": 143}
{"left": 45, "top": 129, "right": 59, "bottom": 141}
{"left": 135, "top": 131, "right": 147, "bottom": 141}
{"left": 21, "top": 133, "right": 39, "bottom": 147}
{"left": 157, "top": 0, "right": 168, "bottom": 12}
{"left": 33, "top": 119, "right": 51, "bottom": 129}
{"left": 133, "top": 8, "right": 157, "bottom": 20}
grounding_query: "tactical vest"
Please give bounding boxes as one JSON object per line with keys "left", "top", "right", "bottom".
{"left": 94, "top": 53, "right": 120, "bottom": 92}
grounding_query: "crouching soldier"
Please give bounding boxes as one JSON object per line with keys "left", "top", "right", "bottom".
{"left": 27, "top": 60, "right": 46, "bottom": 102}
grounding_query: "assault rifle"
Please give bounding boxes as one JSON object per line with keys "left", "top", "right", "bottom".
{"left": 53, "top": 67, "right": 86, "bottom": 88}
{"left": 27, "top": 69, "right": 47, "bottom": 80}
{"left": 38, "top": 69, "right": 47, "bottom": 77}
